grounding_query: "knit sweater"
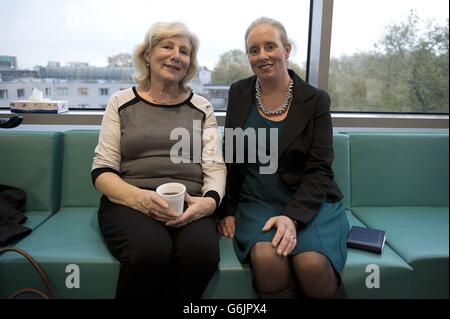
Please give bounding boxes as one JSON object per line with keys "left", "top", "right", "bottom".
{"left": 91, "top": 87, "right": 226, "bottom": 206}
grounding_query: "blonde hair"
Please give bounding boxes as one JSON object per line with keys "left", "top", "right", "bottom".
{"left": 244, "top": 17, "right": 292, "bottom": 53}
{"left": 132, "top": 22, "right": 199, "bottom": 90}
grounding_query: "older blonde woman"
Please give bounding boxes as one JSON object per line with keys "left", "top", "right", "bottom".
{"left": 92, "top": 22, "right": 226, "bottom": 299}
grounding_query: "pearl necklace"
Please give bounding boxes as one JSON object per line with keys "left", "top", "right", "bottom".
{"left": 255, "top": 79, "right": 294, "bottom": 117}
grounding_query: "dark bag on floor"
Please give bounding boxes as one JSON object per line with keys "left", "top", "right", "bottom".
{"left": 0, "top": 247, "right": 53, "bottom": 299}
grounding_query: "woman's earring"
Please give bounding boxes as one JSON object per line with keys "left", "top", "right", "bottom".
{"left": 146, "top": 62, "right": 150, "bottom": 67}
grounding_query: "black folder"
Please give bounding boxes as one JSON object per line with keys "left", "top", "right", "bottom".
{"left": 347, "top": 226, "right": 386, "bottom": 254}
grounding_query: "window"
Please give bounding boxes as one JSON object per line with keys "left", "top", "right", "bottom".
{"left": 17, "top": 89, "right": 25, "bottom": 98}
{"left": 3, "top": 1, "right": 446, "bottom": 120}
{"left": 0, "top": 0, "right": 309, "bottom": 111}
{"left": 57, "top": 87, "right": 69, "bottom": 96}
{"left": 78, "top": 88, "right": 89, "bottom": 96}
{"left": 0, "top": 89, "right": 8, "bottom": 99}
{"left": 329, "top": 0, "right": 449, "bottom": 113}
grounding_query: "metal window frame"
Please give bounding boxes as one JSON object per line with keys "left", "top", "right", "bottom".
{"left": 307, "top": 0, "right": 333, "bottom": 90}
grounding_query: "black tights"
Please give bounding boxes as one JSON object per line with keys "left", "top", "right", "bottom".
{"left": 250, "top": 242, "right": 339, "bottom": 298}
{"left": 98, "top": 196, "right": 219, "bottom": 299}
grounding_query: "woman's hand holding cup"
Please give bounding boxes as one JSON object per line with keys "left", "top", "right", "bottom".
{"left": 133, "top": 188, "right": 179, "bottom": 222}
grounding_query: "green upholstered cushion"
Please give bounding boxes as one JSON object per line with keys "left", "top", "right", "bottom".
{"left": 0, "top": 207, "right": 119, "bottom": 299}
{"left": 61, "top": 130, "right": 102, "bottom": 207}
{"left": 2, "top": 211, "right": 53, "bottom": 247}
{"left": 343, "top": 211, "right": 413, "bottom": 298}
{"left": 22, "top": 211, "right": 53, "bottom": 231}
{"left": 0, "top": 131, "right": 62, "bottom": 212}
{"left": 203, "top": 237, "right": 256, "bottom": 299}
{"left": 333, "top": 134, "right": 351, "bottom": 210}
{"left": 352, "top": 207, "right": 449, "bottom": 299}
{"left": 349, "top": 133, "right": 449, "bottom": 207}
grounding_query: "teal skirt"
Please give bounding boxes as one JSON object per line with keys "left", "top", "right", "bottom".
{"left": 232, "top": 105, "right": 349, "bottom": 274}
{"left": 234, "top": 199, "right": 350, "bottom": 274}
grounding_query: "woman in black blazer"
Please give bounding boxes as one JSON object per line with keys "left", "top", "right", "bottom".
{"left": 218, "top": 17, "right": 349, "bottom": 299}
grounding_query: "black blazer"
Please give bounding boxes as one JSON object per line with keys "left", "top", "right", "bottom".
{"left": 218, "top": 70, "right": 343, "bottom": 228}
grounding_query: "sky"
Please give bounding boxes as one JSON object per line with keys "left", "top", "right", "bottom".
{"left": 0, "top": 0, "right": 448, "bottom": 70}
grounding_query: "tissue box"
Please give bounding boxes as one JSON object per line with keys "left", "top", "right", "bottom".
{"left": 10, "top": 100, "right": 69, "bottom": 114}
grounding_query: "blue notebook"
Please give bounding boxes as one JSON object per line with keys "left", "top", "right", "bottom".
{"left": 346, "top": 226, "right": 386, "bottom": 254}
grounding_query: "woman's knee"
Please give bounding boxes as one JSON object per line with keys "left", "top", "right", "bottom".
{"left": 292, "top": 251, "right": 338, "bottom": 297}
{"left": 293, "top": 251, "right": 332, "bottom": 276}
{"left": 250, "top": 242, "right": 292, "bottom": 293}
{"left": 250, "top": 242, "right": 278, "bottom": 265}
{"left": 123, "top": 241, "right": 172, "bottom": 271}
{"left": 174, "top": 218, "right": 219, "bottom": 269}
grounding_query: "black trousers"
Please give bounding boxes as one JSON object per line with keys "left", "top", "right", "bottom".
{"left": 98, "top": 196, "right": 220, "bottom": 299}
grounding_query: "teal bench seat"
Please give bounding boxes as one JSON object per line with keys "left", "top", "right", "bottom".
{"left": 349, "top": 133, "right": 449, "bottom": 298}
{"left": 0, "top": 131, "right": 118, "bottom": 298}
{"left": 343, "top": 211, "right": 413, "bottom": 298}
{"left": 1, "top": 130, "right": 448, "bottom": 299}
{"left": 0, "top": 207, "right": 118, "bottom": 298}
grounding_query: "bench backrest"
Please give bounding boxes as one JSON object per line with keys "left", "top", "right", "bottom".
{"left": 349, "top": 133, "right": 449, "bottom": 207}
{"left": 0, "top": 131, "right": 62, "bottom": 212}
{"left": 61, "top": 130, "right": 101, "bottom": 207}
{"left": 333, "top": 134, "right": 351, "bottom": 210}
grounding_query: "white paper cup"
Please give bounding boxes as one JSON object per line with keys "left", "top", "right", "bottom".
{"left": 156, "top": 182, "right": 186, "bottom": 215}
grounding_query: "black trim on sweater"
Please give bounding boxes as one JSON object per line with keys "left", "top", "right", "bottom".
{"left": 118, "top": 95, "right": 141, "bottom": 114}
{"left": 91, "top": 167, "right": 121, "bottom": 186}
{"left": 203, "top": 190, "right": 220, "bottom": 210}
{"left": 131, "top": 86, "right": 194, "bottom": 108}
{"left": 186, "top": 101, "right": 206, "bottom": 121}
